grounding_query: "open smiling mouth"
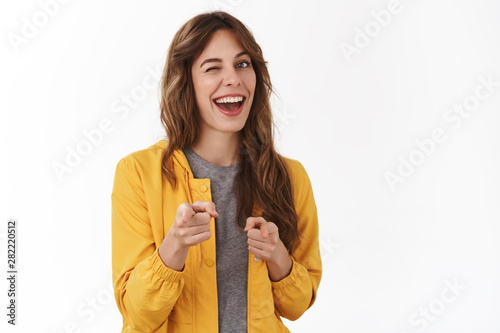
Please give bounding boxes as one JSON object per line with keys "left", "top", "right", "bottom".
{"left": 213, "top": 96, "right": 246, "bottom": 112}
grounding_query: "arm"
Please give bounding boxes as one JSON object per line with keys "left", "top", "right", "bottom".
{"left": 270, "top": 161, "right": 322, "bottom": 321}
{"left": 111, "top": 157, "right": 184, "bottom": 331}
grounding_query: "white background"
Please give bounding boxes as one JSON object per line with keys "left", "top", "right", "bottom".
{"left": 1, "top": 0, "right": 500, "bottom": 332}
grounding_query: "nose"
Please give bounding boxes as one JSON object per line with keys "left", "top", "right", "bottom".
{"left": 222, "top": 67, "right": 241, "bottom": 87}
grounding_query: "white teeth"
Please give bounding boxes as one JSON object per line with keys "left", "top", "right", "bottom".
{"left": 215, "top": 96, "right": 244, "bottom": 103}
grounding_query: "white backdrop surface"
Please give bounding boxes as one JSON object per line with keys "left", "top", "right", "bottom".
{"left": 1, "top": 0, "right": 500, "bottom": 332}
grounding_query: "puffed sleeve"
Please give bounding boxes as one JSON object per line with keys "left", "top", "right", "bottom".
{"left": 271, "top": 160, "right": 322, "bottom": 321}
{"left": 111, "top": 157, "right": 184, "bottom": 331}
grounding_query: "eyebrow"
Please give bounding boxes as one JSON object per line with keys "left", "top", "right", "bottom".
{"left": 199, "top": 51, "right": 249, "bottom": 68}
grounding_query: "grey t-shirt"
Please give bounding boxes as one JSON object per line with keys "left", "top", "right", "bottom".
{"left": 182, "top": 146, "right": 248, "bottom": 332}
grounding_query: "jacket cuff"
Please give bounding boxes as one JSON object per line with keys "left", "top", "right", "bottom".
{"left": 150, "top": 247, "right": 184, "bottom": 282}
{"left": 270, "top": 256, "right": 300, "bottom": 290}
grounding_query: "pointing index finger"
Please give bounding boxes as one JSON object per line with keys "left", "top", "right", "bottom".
{"left": 191, "top": 200, "right": 219, "bottom": 218}
{"left": 244, "top": 216, "right": 267, "bottom": 232}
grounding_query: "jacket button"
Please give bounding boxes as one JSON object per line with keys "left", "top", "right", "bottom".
{"left": 254, "top": 257, "right": 260, "bottom": 262}
{"left": 205, "top": 259, "right": 214, "bottom": 267}
{"left": 200, "top": 185, "right": 208, "bottom": 192}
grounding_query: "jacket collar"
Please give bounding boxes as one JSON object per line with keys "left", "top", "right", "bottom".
{"left": 153, "top": 139, "right": 194, "bottom": 176}
{"left": 154, "top": 139, "right": 204, "bottom": 270}
{"left": 153, "top": 139, "right": 262, "bottom": 217}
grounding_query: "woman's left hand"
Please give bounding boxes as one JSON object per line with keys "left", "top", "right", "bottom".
{"left": 244, "top": 217, "right": 293, "bottom": 281}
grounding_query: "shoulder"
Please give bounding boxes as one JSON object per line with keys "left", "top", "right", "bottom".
{"left": 112, "top": 140, "right": 169, "bottom": 194}
{"left": 115, "top": 140, "right": 167, "bottom": 170}
{"left": 281, "top": 155, "right": 309, "bottom": 183}
{"left": 280, "top": 155, "right": 314, "bottom": 203}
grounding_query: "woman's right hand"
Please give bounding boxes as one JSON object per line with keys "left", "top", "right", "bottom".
{"left": 158, "top": 201, "right": 219, "bottom": 271}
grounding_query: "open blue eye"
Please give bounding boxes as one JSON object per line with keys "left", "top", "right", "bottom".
{"left": 237, "top": 61, "right": 250, "bottom": 68}
{"left": 206, "top": 61, "right": 250, "bottom": 72}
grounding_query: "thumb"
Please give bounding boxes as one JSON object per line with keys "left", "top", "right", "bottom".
{"left": 206, "top": 205, "right": 219, "bottom": 218}
{"left": 244, "top": 218, "right": 254, "bottom": 232}
{"left": 209, "top": 203, "right": 219, "bottom": 218}
{"left": 244, "top": 217, "right": 264, "bottom": 232}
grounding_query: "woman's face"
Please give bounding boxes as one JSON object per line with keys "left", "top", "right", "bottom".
{"left": 191, "top": 29, "right": 256, "bottom": 135}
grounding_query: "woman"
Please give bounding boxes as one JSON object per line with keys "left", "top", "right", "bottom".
{"left": 111, "top": 10, "right": 321, "bottom": 332}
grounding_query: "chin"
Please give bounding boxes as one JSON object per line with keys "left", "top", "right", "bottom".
{"left": 215, "top": 122, "right": 246, "bottom": 133}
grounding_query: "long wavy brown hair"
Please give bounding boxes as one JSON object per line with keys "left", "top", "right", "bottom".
{"left": 159, "top": 11, "right": 299, "bottom": 253}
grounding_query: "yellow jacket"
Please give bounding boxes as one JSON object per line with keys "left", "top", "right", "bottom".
{"left": 111, "top": 140, "right": 322, "bottom": 332}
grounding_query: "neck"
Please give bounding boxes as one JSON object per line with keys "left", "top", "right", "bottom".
{"left": 190, "top": 128, "right": 240, "bottom": 167}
